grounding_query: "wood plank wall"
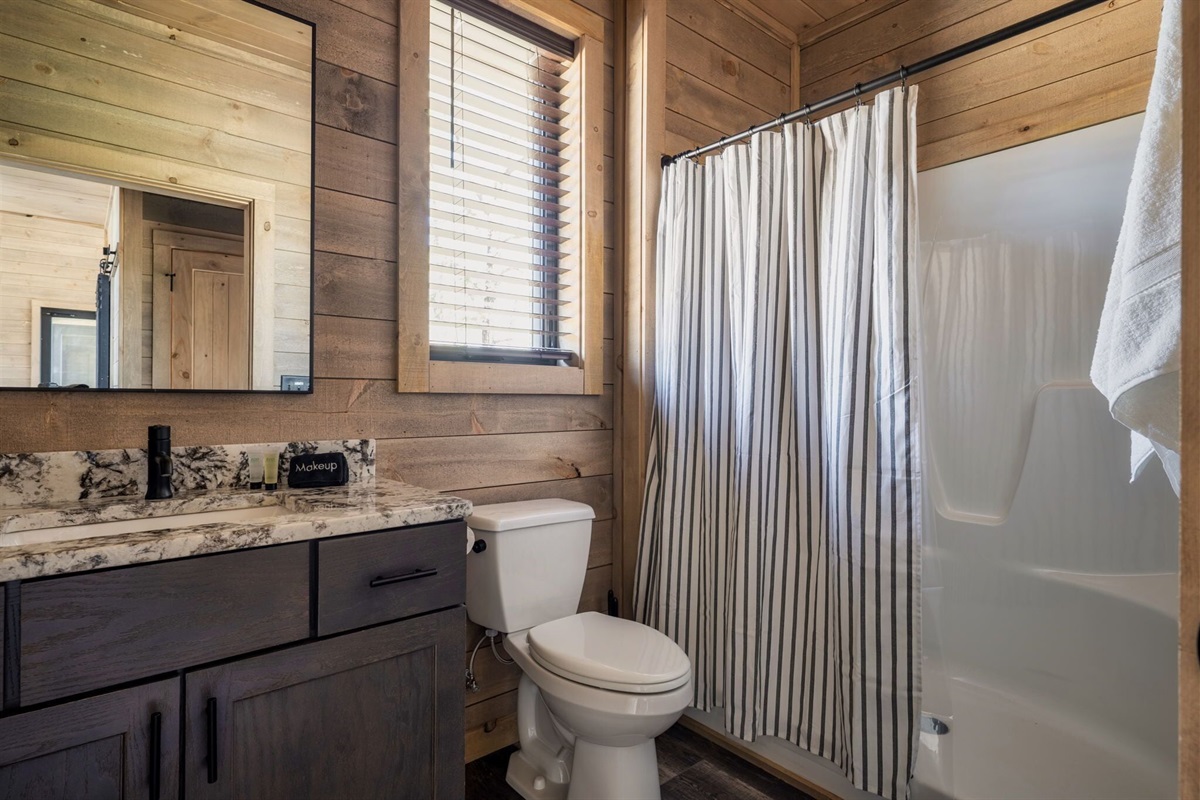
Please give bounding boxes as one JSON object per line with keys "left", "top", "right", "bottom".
{"left": 663, "top": 0, "right": 794, "bottom": 155}
{"left": 797, "top": 0, "right": 1162, "bottom": 171}
{"left": 0, "top": 212, "right": 105, "bottom": 386}
{"left": 0, "top": 166, "right": 111, "bottom": 387}
{"left": 0, "top": 0, "right": 617, "bottom": 764}
{"left": 618, "top": 0, "right": 799, "bottom": 620}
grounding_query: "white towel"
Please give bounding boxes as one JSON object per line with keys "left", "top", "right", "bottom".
{"left": 1091, "top": 0, "right": 1183, "bottom": 496}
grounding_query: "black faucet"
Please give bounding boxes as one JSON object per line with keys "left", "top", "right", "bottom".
{"left": 146, "top": 425, "right": 174, "bottom": 500}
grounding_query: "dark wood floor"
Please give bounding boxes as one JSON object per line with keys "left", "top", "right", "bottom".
{"left": 466, "top": 722, "right": 815, "bottom": 799}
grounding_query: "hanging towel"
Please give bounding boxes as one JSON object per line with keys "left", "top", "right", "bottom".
{"left": 1091, "top": 0, "right": 1183, "bottom": 495}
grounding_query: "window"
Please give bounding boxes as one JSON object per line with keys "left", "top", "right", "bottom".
{"left": 428, "top": 0, "right": 576, "bottom": 365}
{"left": 397, "top": 0, "right": 603, "bottom": 394}
{"left": 38, "top": 308, "right": 97, "bottom": 388}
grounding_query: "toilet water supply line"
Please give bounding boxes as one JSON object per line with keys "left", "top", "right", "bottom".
{"left": 466, "top": 629, "right": 515, "bottom": 694}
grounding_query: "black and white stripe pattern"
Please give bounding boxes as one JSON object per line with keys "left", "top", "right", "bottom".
{"left": 635, "top": 87, "right": 922, "bottom": 800}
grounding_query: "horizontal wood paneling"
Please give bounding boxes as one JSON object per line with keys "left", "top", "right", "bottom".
{"left": 455, "top": 475, "right": 613, "bottom": 518}
{"left": 669, "top": 0, "right": 790, "bottom": 82}
{"left": 315, "top": 60, "right": 398, "bottom": 143}
{"left": 797, "top": 0, "right": 1160, "bottom": 170}
{"left": 0, "top": 381, "right": 615, "bottom": 452}
{"left": 379, "top": 430, "right": 613, "bottom": 491}
{"left": 0, "top": 0, "right": 618, "bottom": 763}
{"left": 0, "top": 209, "right": 104, "bottom": 387}
{"left": 917, "top": 49, "right": 1156, "bottom": 171}
{"left": 665, "top": 18, "right": 789, "bottom": 115}
{"left": 663, "top": 0, "right": 793, "bottom": 148}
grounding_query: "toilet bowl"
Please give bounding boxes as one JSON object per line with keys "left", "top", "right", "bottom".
{"left": 503, "top": 617, "right": 693, "bottom": 800}
{"left": 465, "top": 499, "right": 694, "bottom": 800}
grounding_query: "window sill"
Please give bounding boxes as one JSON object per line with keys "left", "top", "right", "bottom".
{"left": 428, "top": 359, "right": 587, "bottom": 394}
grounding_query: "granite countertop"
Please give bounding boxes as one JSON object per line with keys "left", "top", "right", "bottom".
{"left": 0, "top": 479, "right": 472, "bottom": 582}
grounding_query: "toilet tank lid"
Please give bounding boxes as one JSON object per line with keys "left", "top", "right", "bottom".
{"left": 467, "top": 499, "right": 595, "bottom": 531}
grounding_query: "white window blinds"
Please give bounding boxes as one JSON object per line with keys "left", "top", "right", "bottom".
{"left": 428, "top": 0, "right": 576, "bottom": 364}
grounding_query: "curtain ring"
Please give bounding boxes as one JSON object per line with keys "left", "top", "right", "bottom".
{"left": 853, "top": 83, "right": 864, "bottom": 108}
{"left": 802, "top": 104, "right": 813, "bottom": 127}
{"left": 899, "top": 65, "right": 909, "bottom": 89}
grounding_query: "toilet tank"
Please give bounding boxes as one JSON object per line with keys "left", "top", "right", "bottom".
{"left": 466, "top": 499, "right": 595, "bottom": 633}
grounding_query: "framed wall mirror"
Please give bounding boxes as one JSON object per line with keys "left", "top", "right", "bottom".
{"left": 0, "top": 0, "right": 314, "bottom": 392}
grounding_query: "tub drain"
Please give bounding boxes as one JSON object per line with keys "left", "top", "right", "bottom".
{"left": 920, "top": 714, "right": 950, "bottom": 735}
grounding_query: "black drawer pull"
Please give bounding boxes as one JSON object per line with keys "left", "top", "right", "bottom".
{"left": 148, "top": 711, "right": 162, "bottom": 800}
{"left": 206, "top": 697, "right": 218, "bottom": 784}
{"left": 369, "top": 568, "right": 438, "bottom": 588}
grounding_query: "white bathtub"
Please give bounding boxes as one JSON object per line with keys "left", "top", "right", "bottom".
{"left": 915, "top": 560, "right": 1177, "bottom": 800}
{"left": 686, "top": 536, "right": 1177, "bottom": 800}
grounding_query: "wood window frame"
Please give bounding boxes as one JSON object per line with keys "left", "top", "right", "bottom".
{"left": 397, "top": 0, "right": 606, "bottom": 395}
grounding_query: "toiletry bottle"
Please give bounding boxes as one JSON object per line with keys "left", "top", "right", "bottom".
{"left": 263, "top": 451, "right": 280, "bottom": 491}
{"left": 248, "top": 451, "right": 264, "bottom": 490}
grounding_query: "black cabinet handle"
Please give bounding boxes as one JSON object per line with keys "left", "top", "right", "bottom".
{"left": 205, "top": 697, "right": 218, "bottom": 784}
{"left": 148, "top": 711, "right": 162, "bottom": 800}
{"left": 369, "top": 568, "right": 438, "bottom": 588}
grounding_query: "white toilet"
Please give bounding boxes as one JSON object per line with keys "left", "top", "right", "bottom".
{"left": 466, "top": 499, "right": 693, "bottom": 800}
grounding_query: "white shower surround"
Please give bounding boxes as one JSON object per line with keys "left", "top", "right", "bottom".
{"left": 688, "top": 114, "right": 1178, "bottom": 800}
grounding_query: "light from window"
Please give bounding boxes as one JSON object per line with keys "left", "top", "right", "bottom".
{"left": 428, "top": 0, "right": 576, "bottom": 364}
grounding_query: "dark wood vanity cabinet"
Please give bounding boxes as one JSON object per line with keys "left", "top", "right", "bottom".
{"left": 0, "top": 521, "right": 466, "bottom": 800}
{"left": 0, "top": 678, "right": 179, "bottom": 800}
{"left": 184, "top": 610, "right": 463, "bottom": 800}
{"left": 20, "top": 544, "right": 311, "bottom": 706}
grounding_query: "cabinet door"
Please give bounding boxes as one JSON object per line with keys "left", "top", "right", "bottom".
{"left": 0, "top": 678, "right": 179, "bottom": 800}
{"left": 185, "top": 607, "right": 464, "bottom": 800}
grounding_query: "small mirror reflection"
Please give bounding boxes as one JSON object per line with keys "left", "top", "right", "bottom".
{"left": 0, "top": 162, "right": 272, "bottom": 390}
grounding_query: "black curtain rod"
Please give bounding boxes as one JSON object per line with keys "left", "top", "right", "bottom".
{"left": 662, "top": 0, "right": 1111, "bottom": 166}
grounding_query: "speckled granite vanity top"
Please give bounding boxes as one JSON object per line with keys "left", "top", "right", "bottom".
{"left": 0, "top": 479, "right": 471, "bottom": 582}
{"left": 0, "top": 438, "right": 470, "bottom": 582}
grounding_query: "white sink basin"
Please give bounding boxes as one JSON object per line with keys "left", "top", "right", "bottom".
{"left": 1, "top": 505, "right": 295, "bottom": 548}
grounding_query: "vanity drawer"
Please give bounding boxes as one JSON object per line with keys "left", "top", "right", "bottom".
{"left": 20, "top": 543, "right": 310, "bottom": 706}
{"left": 317, "top": 521, "right": 466, "bottom": 636}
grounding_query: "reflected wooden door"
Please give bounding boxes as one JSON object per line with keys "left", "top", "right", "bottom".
{"left": 151, "top": 231, "right": 247, "bottom": 390}
{"left": 172, "top": 250, "right": 247, "bottom": 389}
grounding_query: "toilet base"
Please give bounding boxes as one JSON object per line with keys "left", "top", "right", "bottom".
{"left": 506, "top": 738, "right": 662, "bottom": 800}
{"left": 507, "top": 748, "right": 569, "bottom": 800}
{"left": 566, "top": 739, "right": 660, "bottom": 800}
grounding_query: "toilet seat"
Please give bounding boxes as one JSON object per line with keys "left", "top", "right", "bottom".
{"left": 527, "top": 612, "right": 691, "bottom": 694}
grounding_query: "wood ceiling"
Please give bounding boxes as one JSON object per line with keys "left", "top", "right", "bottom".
{"left": 751, "top": 0, "right": 871, "bottom": 33}
{"left": 732, "top": 0, "right": 878, "bottom": 44}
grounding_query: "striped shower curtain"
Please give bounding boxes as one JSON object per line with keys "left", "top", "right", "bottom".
{"left": 634, "top": 87, "right": 922, "bottom": 800}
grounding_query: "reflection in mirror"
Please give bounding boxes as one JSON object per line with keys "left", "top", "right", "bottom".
{"left": 0, "top": 0, "right": 313, "bottom": 392}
